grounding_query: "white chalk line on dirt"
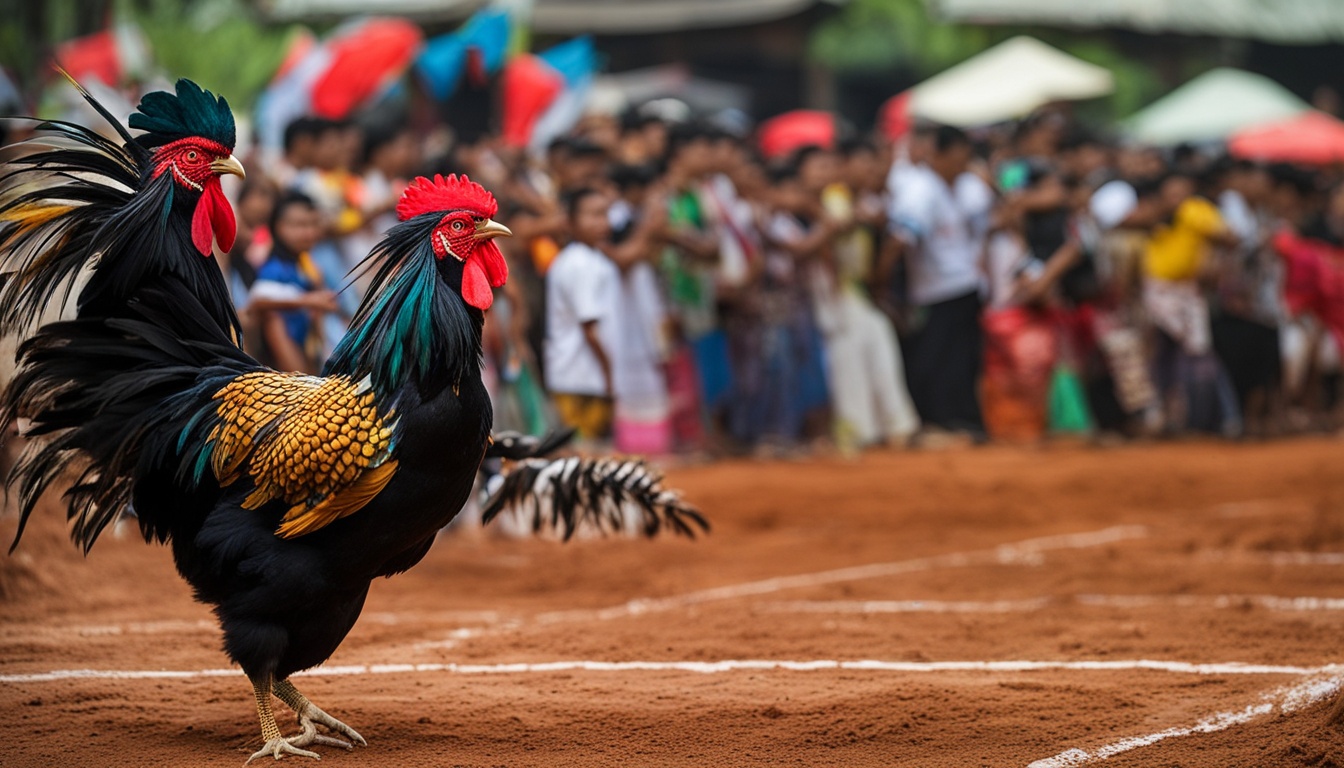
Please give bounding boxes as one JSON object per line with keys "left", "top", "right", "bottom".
{"left": 1200, "top": 550, "right": 1344, "bottom": 566}
{"left": 42, "top": 590, "right": 1344, "bottom": 642}
{"left": 28, "top": 526, "right": 1148, "bottom": 646}
{"left": 527, "top": 525, "right": 1148, "bottom": 626}
{"left": 762, "top": 594, "right": 1344, "bottom": 614}
{"left": 1026, "top": 673, "right": 1344, "bottom": 768}
{"left": 2, "top": 658, "right": 1333, "bottom": 685}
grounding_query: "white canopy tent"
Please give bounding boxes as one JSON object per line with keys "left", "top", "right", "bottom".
{"left": 1124, "top": 68, "right": 1312, "bottom": 145}
{"left": 908, "top": 36, "right": 1114, "bottom": 127}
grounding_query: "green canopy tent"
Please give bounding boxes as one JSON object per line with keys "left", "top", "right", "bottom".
{"left": 1124, "top": 68, "right": 1311, "bottom": 145}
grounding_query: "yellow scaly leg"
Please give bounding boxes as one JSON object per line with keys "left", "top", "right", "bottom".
{"left": 273, "top": 678, "right": 366, "bottom": 750}
{"left": 244, "top": 676, "right": 320, "bottom": 764}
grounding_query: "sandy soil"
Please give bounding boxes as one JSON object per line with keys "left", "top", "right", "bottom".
{"left": 4, "top": 438, "right": 1344, "bottom": 767}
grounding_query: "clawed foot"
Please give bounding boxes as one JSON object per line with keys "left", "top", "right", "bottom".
{"left": 245, "top": 737, "right": 320, "bottom": 763}
{"left": 245, "top": 676, "right": 367, "bottom": 763}
{"left": 288, "top": 703, "right": 366, "bottom": 750}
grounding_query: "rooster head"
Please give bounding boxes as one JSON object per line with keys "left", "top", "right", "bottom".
{"left": 129, "top": 79, "right": 244, "bottom": 257}
{"left": 396, "top": 174, "right": 511, "bottom": 311}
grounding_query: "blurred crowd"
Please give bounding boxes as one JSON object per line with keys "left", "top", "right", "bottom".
{"left": 24, "top": 101, "right": 1344, "bottom": 457}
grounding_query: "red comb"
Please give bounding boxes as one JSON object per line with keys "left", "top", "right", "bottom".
{"left": 396, "top": 174, "right": 499, "bottom": 222}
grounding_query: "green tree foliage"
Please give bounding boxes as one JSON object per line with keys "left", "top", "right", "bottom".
{"left": 809, "top": 0, "right": 997, "bottom": 75}
{"left": 0, "top": 0, "right": 298, "bottom": 111}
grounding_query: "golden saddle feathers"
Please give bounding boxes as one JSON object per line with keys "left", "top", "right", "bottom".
{"left": 208, "top": 372, "right": 398, "bottom": 538}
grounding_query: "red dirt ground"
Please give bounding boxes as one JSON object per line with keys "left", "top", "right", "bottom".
{"left": 4, "top": 438, "right": 1344, "bottom": 767}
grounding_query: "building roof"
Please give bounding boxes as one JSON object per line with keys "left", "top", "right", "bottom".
{"left": 533, "top": 0, "right": 836, "bottom": 33}
{"left": 262, "top": 0, "right": 842, "bottom": 33}
{"left": 928, "top": 0, "right": 1344, "bottom": 44}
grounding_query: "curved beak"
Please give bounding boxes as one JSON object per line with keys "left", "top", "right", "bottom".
{"left": 473, "top": 218, "right": 511, "bottom": 240}
{"left": 211, "top": 154, "right": 246, "bottom": 179}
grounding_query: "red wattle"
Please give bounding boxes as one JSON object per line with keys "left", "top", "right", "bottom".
{"left": 191, "top": 191, "right": 213, "bottom": 256}
{"left": 207, "top": 180, "right": 237, "bottom": 253}
{"left": 479, "top": 241, "right": 509, "bottom": 287}
{"left": 461, "top": 258, "right": 494, "bottom": 310}
{"left": 191, "top": 179, "right": 237, "bottom": 256}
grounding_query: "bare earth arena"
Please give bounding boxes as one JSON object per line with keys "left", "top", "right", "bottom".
{"left": 3, "top": 437, "right": 1344, "bottom": 767}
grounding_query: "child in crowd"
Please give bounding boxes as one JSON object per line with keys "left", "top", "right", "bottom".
{"left": 247, "top": 192, "right": 340, "bottom": 374}
{"left": 544, "top": 188, "right": 622, "bottom": 442}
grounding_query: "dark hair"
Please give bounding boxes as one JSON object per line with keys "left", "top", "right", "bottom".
{"left": 767, "top": 160, "right": 800, "bottom": 185}
{"left": 282, "top": 116, "right": 321, "bottom": 153}
{"left": 1058, "top": 126, "right": 1107, "bottom": 153}
{"left": 839, "top": 137, "right": 877, "bottom": 157}
{"left": 360, "top": 122, "right": 409, "bottom": 168}
{"left": 566, "top": 137, "right": 607, "bottom": 159}
{"left": 1270, "top": 163, "right": 1317, "bottom": 197}
{"left": 609, "top": 162, "right": 657, "bottom": 191}
{"left": 663, "top": 122, "right": 708, "bottom": 167}
{"left": 269, "top": 191, "right": 317, "bottom": 258}
{"left": 1023, "top": 159, "right": 1060, "bottom": 189}
{"left": 547, "top": 136, "right": 573, "bottom": 157}
{"left": 933, "top": 125, "right": 971, "bottom": 154}
{"left": 790, "top": 144, "right": 829, "bottom": 172}
{"left": 563, "top": 187, "right": 606, "bottom": 221}
{"left": 1132, "top": 175, "right": 1165, "bottom": 200}
{"left": 620, "top": 110, "right": 662, "bottom": 133}
{"left": 314, "top": 118, "right": 349, "bottom": 141}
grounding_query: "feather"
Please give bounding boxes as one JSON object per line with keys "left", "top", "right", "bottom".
{"left": 127, "top": 79, "right": 235, "bottom": 150}
{"left": 481, "top": 456, "right": 708, "bottom": 541}
{"left": 276, "top": 460, "right": 400, "bottom": 539}
{"left": 325, "top": 214, "right": 482, "bottom": 392}
{"left": 0, "top": 82, "right": 248, "bottom": 553}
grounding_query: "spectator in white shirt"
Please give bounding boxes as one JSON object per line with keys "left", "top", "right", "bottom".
{"left": 890, "top": 125, "right": 991, "bottom": 437}
{"left": 544, "top": 188, "right": 622, "bottom": 441}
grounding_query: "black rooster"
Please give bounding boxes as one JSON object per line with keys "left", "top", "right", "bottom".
{"left": 0, "top": 80, "right": 502, "bottom": 761}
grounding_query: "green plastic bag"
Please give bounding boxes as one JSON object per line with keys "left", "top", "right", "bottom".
{"left": 1048, "top": 365, "right": 1093, "bottom": 434}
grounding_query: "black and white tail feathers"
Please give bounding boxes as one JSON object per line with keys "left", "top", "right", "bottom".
{"left": 481, "top": 452, "right": 708, "bottom": 541}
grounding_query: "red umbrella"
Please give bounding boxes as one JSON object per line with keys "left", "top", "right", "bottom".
{"left": 758, "top": 110, "right": 835, "bottom": 160}
{"left": 1229, "top": 111, "right": 1344, "bottom": 165}
{"left": 501, "top": 54, "right": 564, "bottom": 148}
{"left": 310, "top": 18, "right": 423, "bottom": 119}
{"left": 880, "top": 91, "right": 913, "bottom": 142}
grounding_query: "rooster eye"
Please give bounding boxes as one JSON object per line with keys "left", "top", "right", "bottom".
{"left": 187, "top": 151, "right": 198, "bottom": 161}
{"left": 451, "top": 220, "right": 465, "bottom": 232}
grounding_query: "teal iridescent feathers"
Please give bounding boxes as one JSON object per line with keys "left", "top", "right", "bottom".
{"left": 128, "top": 79, "right": 235, "bottom": 149}
{"left": 324, "top": 214, "right": 482, "bottom": 396}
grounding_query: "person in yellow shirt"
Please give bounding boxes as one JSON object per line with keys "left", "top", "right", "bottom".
{"left": 1142, "top": 174, "right": 1237, "bottom": 355}
{"left": 1141, "top": 173, "right": 1241, "bottom": 435}
{"left": 1145, "top": 193, "right": 1227, "bottom": 282}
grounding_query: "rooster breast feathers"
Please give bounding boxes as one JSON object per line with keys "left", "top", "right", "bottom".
{"left": 179, "top": 370, "right": 401, "bottom": 538}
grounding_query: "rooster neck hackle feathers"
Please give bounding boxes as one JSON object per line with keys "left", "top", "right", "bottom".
{"left": 325, "top": 214, "right": 484, "bottom": 399}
